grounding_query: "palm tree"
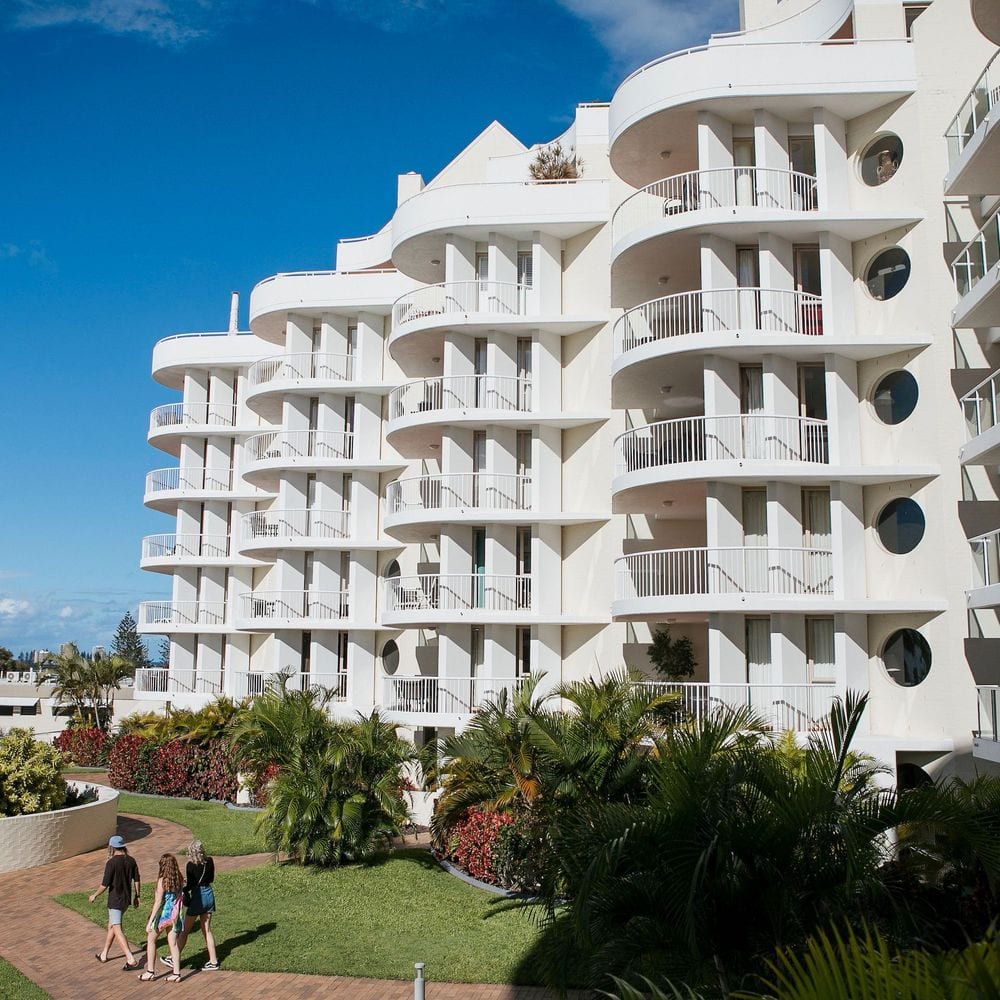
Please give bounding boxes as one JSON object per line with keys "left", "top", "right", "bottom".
{"left": 38, "top": 644, "right": 94, "bottom": 726}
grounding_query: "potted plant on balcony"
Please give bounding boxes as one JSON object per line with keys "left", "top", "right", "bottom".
{"left": 528, "top": 141, "right": 582, "bottom": 180}
{"left": 647, "top": 627, "right": 696, "bottom": 680}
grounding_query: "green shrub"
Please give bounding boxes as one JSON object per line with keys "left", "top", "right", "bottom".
{"left": 0, "top": 729, "right": 67, "bottom": 816}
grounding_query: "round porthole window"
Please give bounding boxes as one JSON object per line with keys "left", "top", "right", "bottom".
{"left": 381, "top": 639, "right": 400, "bottom": 675}
{"left": 872, "top": 370, "right": 919, "bottom": 424}
{"left": 882, "top": 628, "right": 931, "bottom": 687}
{"left": 860, "top": 134, "right": 903, "bottom": 186}
{"left": 876, "top": 497, "right": 925, "bottom": 554}
{"left": 865, "top": 248, "right": 911, "bottom": 301}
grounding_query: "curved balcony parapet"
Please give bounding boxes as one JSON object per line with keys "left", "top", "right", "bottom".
{"left": 230, "top": 670, "right": 348, "bottom": 702}
{"left": 969, "top": 528, "right": 1000, "bottom": 609}
{"left": 148, "top": 402, "right": 239, "bottom": 436}
{"left": 612, "top": 167, "right": 818, "bottom": 249}
{"left": 614, "top": 415, "right": 829, "bottom": 477}
{"left": 137, "top": 601, "right": 228, "bottom": 631}
{"left": 145, "top": 466, "right": 236, "bottom": 496}
{"left": 384, "top": 574, "right": 532, "bottom": 615}
{"left": 133, "top": 668, "right": 221, "bottom": 697}
{"left": 248, "top": 353, "right": 355, "bottom": 388}
{"left": 388, "top": 375, "right": 532, "bottom": 422}
{"left": 245, "top": 430, "right": 354, "bottom": 464}
{"left": 240, "top": 508, "right": 351, "bottom": 546}
{"left": 141, "top": 533, "right": 231, "bottom": 562}
{"left": 952, "top": 209, "right": 1000, "bottom": 329}
{"left": 386, "top": 473, "right": 531, "bottom": 517}
{"left": 615, "top": 547, "right": 833, "bottom": 601}
{"left": 614, "top": 288, "right": 822, "bottom": 358}
{"left": 379, "top": 674, "right": 527, "bottom": 720}
{"left": 238, "top": 590, "right": 350, "bottom": 624}
{"left": 392, "top": 281, "right": 531, "bottom": 333}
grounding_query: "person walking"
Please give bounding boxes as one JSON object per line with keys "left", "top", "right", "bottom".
{"left": 88, "top": 834, "right": 141, "bottom": 969}
{"left": 161, "top": 839, "right": 220, "bottom": 972}
{"left": 137, "top": 853, "right": 184, "bottom": 982}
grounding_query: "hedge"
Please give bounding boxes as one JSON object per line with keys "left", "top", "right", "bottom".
{"left": 107, "top": 734, "right": 237, "bottom": 801}
{"left": 53, "top": 727, "right": 108, "bottom": 768}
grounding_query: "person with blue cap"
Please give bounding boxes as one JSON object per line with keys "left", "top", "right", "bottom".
{"left": 89, "top": 834, "right": 141, "bottom": 968}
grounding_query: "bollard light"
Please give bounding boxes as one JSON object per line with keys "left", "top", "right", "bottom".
{"left": 414, "top": 961, "right": 426, "bottom": 1000}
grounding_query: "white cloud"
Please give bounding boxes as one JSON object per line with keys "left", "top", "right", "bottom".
{"left": 58, "top": 606, "right": 75, "bottom": 618}
{"left": 554, "top": 0, "right": 739, "bottom": 69}
{"left": 0, "top": 598, "right": 31, "bottom": 618}
{"left": 0, "top": 240, "right": 56, "bottom": 272}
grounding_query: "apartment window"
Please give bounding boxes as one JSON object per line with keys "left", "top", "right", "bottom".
{"left": 740, "top": 366, "right": 764, "bottom": 458}
{"left": 517, "top": 251, "right": 533, "bottom": 288}
{"left": 300, "top": 631, "right": 312, "bottom": 676}
{"left": 304, "top": 552, "right": 314, "bottom": 594}
{"left": 476, "top": 252, "right": 489, "bottom": 283}
{"left": 516, "top": 430, "right": 532, "bottom": 476}
{"left": 347, "top": 324, "right": 357, "bottom": 357}
{"left": 476, "top": 252, "right": 489, "bottom": 309}
{"left": 517, "top": 337, "right": 532, "bottom": 409}
{"left": 743, "top": 489, "right": 768, "bottom": 591}
{"left": 802, "top": 489, "right": 832, "bottom": 548}
{"left": 793, "top": 245, "right": 821, "bottom": 296}
{"left": 516, "top": 626, "right": 532, "bottom": 677}
{"left": 337, "top": 631, "right": 349, "bottom": 699}
{"left": 340, "top": 473, "right": 352, "bottom": 517}
{"left": 308, "top": 397, "right": 320, "bottom": 430}
{"left": 733, "top": 138, "right": 756, "bottom": 207}
{"left": 903, "top": 2, "right": 929, "bottom": 37}
{"left": 788, "top": 135, "right": 816, "bottom": 177}
{"left": 798, "top": 363, "right": 829, "bottom": 461}
{"left": 806, "top": 618, "right": 835, "bottom": 683}
{"left": 745, "top": 617, "right": 771, "bottom": 684}
{"left": 311, "top": 321, "right": 322, "bottom": 352}
{"left": 516, "top": 526, "right": 532, "bottom": 576}
{"left": 472, "top": 431, "right": 486, "bottom": 507}
{"left": 471, "top": 626, "right": 484, "bottom": 677}
{"left": 306, "top": 473, "right": 318, "bottom": 508}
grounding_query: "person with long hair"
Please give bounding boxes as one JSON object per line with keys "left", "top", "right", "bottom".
{"left": 137, "top": 853, "right": 183, "bottom": 982}
{"left": 88, "top": 835, "right": 141, "bottom": 968}
{"left": 160, "top": 840, "right": 220, "bottom": 972}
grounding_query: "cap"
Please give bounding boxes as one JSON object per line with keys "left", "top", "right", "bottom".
{"left": 108, "top": 835, "right": 126, "bottom": 849}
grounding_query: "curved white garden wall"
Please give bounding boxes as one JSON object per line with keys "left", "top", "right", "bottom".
{"left": 0, "top": 781, "right": 118, "bottom": 873}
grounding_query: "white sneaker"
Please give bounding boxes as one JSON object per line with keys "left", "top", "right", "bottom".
{"left": 202, "top": 962, "right": 219, "bottom": 971}
{"left": 160, "top": 955, "right": 174, "bottom": 968}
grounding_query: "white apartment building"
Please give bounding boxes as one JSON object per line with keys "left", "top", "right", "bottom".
{"left": 137, "top": 0, "right": 1000, "bottom": 779}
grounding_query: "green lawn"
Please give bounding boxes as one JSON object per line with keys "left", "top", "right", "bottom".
{"left": 115, "top": 793, "right": 265, "bottom": 857}
{"left": 58, "top": 850, "right": 546, "bottom": 984}
{"left": 0, "top": 958, "right": 51, "bottom": 999}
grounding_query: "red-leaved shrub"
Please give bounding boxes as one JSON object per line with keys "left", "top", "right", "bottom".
{"left": 183, "top": 739, "right": 238, "bottom": 802}
{"left": 148, "top": 740, "right": 197, "bottom": 797}
{"left": 108, "top": 734, "right": 237, "bottom": 802}
{"left": 107, "top": 734, "right": 152, "bottom": 792}
{"left": 250, "top": 763, "right": 280, "bottom": 807}
{"left": 54, "top": 727, "right": 108, "bottom": 767}
{"left": 445, "top": 809, "right": 514, "bottom": 883}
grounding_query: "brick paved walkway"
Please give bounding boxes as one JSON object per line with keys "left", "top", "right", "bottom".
{"left": 0, "top": 805, "right": 583, "bottom": 999}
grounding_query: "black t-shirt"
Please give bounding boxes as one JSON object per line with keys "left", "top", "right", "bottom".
{"left": 185, "top": 858, "right": 214, "bottom": 889}
{"left": 102, "top": 854, "right": 139, "bottom": 910}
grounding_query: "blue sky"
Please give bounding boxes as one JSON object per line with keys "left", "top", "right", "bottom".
{"left": 0, "top": 0, "right": 737, "bottom": 654}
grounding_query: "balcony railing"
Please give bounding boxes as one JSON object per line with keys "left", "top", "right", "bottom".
{"left": 946, "top": 50, "right": 1000, "bottom": 166}
{"left": 386, "top": 473, "right": 531, "bottom": 515}
{"left": 137, "top": 601, "right": 227, "bottom": 628}
{"left": 230, "top": 670, "right": 347, "bottom": 701}
{"left": 961, "top": 368, "right": 1000, "bottom": 439}
{"left": 632, "top": 680, "right": 836, "bottom": 732}
{"left": 970, "top": 528, "right": 1000, "bottom": 591}
{"left": 392, "top": 281, "right": 531, "bottom": 330}
{"left": 239, "top": 590, "right": 350, "bottom": 622}
{"left": 977, "top": 685, "right": 1000, "bottom": 741}
{"left": 247, "top": 353, "right": 355, "bottom": 387}
{"left": 134, "top": 668, "right": 221, "bottom": 696}
{"left": 612, "top": 167, "right": 819, "bottom": 246}
{"left": 613, "top": 288, "right": 822, "bottom": 357}
{"left": 380, "top": 675, "right": 528, "bottom": 716}
{"left": 384, "top": 574, "right": 532, "bottom": 614}
{"left": 241, "top": 509, "right": 351, "bottom": 544}
{"left": 616, "top": 547, "right": 833, "bottom": 600}
{"left": 246, "top": 430, "right": 354, "bottom": 463}
{"left": 145, "top": 467, "right": 236, "bottom": 495}
{"left": 952, "top": 209, "right": 1000, "bottom": 299}
{"left": 141, "top": 533, "right": 231, "bottom": 560}
{"left": 614, "top": 415, "right": 829, "bottom": 476}
{"left": 149, "top": 402, "right": 238, "bottom": 433}
{"left": 388, "top": 376, "right": 532, "bottom": 421}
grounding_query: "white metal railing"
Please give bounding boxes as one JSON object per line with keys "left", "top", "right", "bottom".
{"left": 632, "top": 681, "right": 836, "bottom": 732}
{"left": 616, "top": 547, "right": 833, "bottom": 599}
{"left": 392, "top": 281, "right": 532, "bottom": 330}
{"left": 137, "top": 601, "right": 227, "bottom": 628}
{"left": 614, "top": 415, "right": 829, "bottom": 476}
{"left": 384, "top": 574, "right": 532, "bottom": 614}
{"left": 977, "top": 685, "right": 1000, "bottom": 741}
{"left": 133, "top": 668, "right": 221, "bottom": 696}
{"left": 239, "top": 590, "right": 350, "bottom": 622}
{"left": 380, "top": 675, "right": 528, "bottom": 715}
{"left": 241, "top": 508, "right": 351, "bottom": 544}
{"left": 386, "top": 474, "right": 532, "bottom": 515}
{"left": 245, "top": 430, "right": 354, "bottom": 463}
{"left": 388, "top": 376, "right": 532, "bottom": 421}
{"left": 613, "top": 288, "right": 823, "bottom": 356}
{"left": 229, "top": 670, "right": 348, "bottom": 701}
{"left": 141, "top": 533, "right": 231, "bottom": 560}
{"left": 149, "top": 402, "right": 238, "bottom": 433}
{"left": 247, "top": 353, "right": 355, "bottom": 387}
{"left": 970, "top": 528, "right": 1000, "bottom": 591}
{"left": 961, "top": 368, "right": 1000, "bottom": 438}
{"left": 946, "top": 50, "right": 1000, "bottom": 166}
{"left": 612, "top": 167, "right": 818, "bottom": 245}
{"left": 144, "top": 467, "right": 236, "bottom": 495}
{"left": 953, "top": 209, "right": 1000, "bottom": 300}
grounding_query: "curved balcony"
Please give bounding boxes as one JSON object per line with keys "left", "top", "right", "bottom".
{"left": 952, "top": 209, "right": 1000, "bottom": 330}
{"left": 148, "top": 402, "right": 247, "bottom": 454}
{"left": 945, "top": 50, "right": 1000, "bottom": 195}
{"left": 140, "top": 533, "right": 261, "bottom": 572}
{"left": 961, "top": 368, "right": 1000, "bottom": 465}
{"left": 137, "top": 601, "right": 228, "bottom": 634}
{"left": 379, "top": 674, "right": 527, "bottom": 726}
{"left": 133, "top": 668, "right": 221, "bottom": 701}
{"left": 230, "top": 670, "right": 348, "bottom": 703}
{"left": 242, "top": 429, "right": 397, "bottom": 486}
{"left": 382, "top": 573, "right": 532, "bottom": 626}
{"left": 614, "top": 546, "right": 833, "bottom": 618}
{"left": 609, "top": 37, "right": 914, "bottom": 186}
{"left": 151, "top": 332, "right": 280, "bottom": 390}
{"left": 143, "top": 467, "right": 264, "bottom": 513}
{"left": 972, "top": 0, "right": 1000, "bottom": 46}
{"left": 239, "top": 508, "right": 369, "bottom": 554}
{"left": 968, "top": 528, "right": 1000, "bottom": 609}
{"left": 236, "top": 590, "right": 350, "bottom": 629}
{"left": 613, "top": 414, "right": 828, "bottom": 509}
{"left": 244, "top": 353, "right": 377, "bottom": 419}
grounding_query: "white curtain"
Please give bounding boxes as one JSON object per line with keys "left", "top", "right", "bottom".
{"left": 746, "top": 617, "right": 772, "bottom": 684}
{"left": 743, "top": 489, "right": 768, "bottom": 591}
{"left": 736, "top": 248, "right": 760, "bottom": 330}
{"left": 803, "top": 489, "right": 831, "bottom": 591}
{"left": 741, "top": 366, "right": 765, "bottom": 459}
{"left": 808, "top": 618, "right": 836, "bottom": 682}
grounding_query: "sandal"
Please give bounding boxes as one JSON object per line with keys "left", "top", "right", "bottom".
{"left": 165, "top": 973, "right": 182, "bottom": 983}
{"left": 94, "top": 953, "right": 109, "bottom": 963}
{"left": 138, "top": 970, "right": 156, "bottom": 982}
